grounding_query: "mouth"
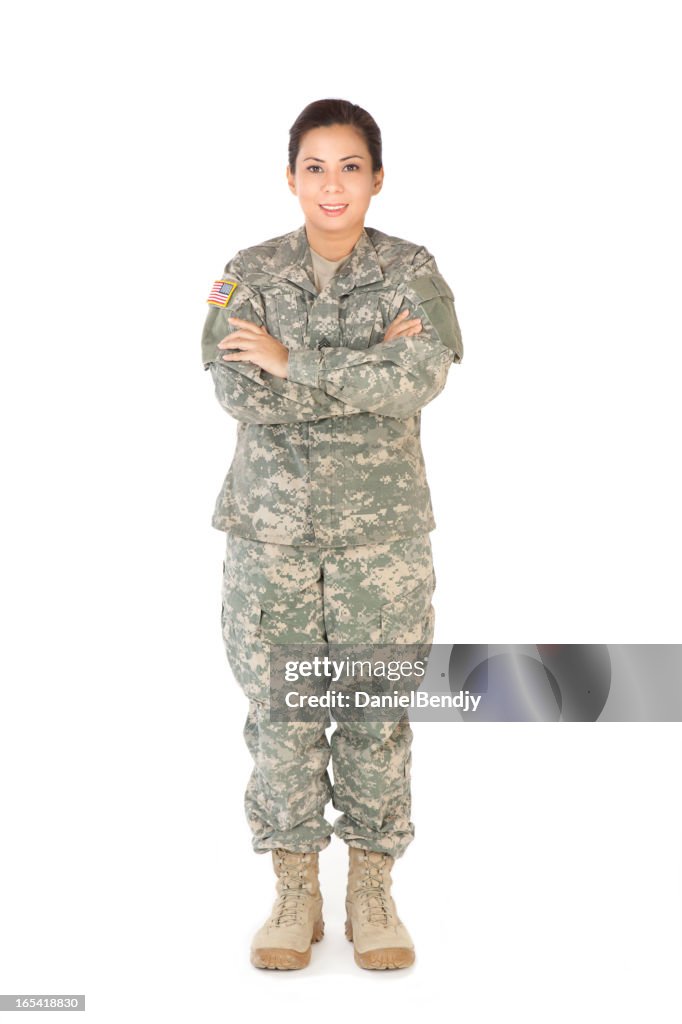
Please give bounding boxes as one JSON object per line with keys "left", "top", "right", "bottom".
{"left": 319, "top": 204, "right": 348, "bottom": 216}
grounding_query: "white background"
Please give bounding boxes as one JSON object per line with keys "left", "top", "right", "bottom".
{"left": 1, "top": 0, "right": 681, "bottom": 1021}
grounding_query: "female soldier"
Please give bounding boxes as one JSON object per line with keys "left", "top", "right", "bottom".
{"left": 201, "top": 98, "right": 463, "bottom": 971}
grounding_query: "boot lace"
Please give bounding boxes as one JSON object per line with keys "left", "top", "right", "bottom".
{"left": 357, "top": 851, "right": 393, "bottom": 927}
{"left": 272, "top": 851, "right": 314, "bottom": 927}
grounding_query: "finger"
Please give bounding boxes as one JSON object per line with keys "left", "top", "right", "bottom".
{"left": 220, "top": 338, "right": 256, "bottom": 350}
{"left": 389, "top": 317, "right": 422, "bottom": 331}
{"left": 385, "top": 319, "right": 422, "bottom": 341}
{"left": 224, "top": 324, "right": 265, "bottom": 341}
{"left": 218, "top": 331, "right": 261, "bottom": 348}
{"left": 218, "top": 331, "right": 243, "bottom": 348}
{"left": 224, "top": 320, "right": 265, "bottom": 342}
{"left": 221, "top": 352, "right": 254, "bottom": 362}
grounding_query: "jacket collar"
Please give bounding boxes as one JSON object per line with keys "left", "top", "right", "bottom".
{"left": 268, "top": 223, "right": 384, "bottom": 296}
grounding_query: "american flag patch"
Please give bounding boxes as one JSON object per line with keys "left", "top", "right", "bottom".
{"left": 207, "top": 278, "right": 238, "bottom": 307}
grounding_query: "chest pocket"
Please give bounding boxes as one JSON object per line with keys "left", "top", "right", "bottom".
{"left": 338, "top": 292, "right": 384, "bottom": 349}
{"left": 263, "top": 289, "right": 308, "bottom": 352}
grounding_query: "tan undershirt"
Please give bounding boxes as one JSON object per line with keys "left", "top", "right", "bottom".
{"left": 310, "top": 247, "right": 353, "bottom": 294}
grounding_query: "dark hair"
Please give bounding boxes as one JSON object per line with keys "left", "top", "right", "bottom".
{"left": 288, "top": 99, "right": 383, "bottom": 175}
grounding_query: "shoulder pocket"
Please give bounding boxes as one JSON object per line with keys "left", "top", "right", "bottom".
{"left": 405, "top": 272, "right": 454, "bottom": 303}
{"left": 403, "top": 274, "right": 462, "bottom": 363}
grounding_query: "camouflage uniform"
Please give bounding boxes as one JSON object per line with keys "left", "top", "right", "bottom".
{"left": 202, "top": 224, "right": 463, "bottom": 858}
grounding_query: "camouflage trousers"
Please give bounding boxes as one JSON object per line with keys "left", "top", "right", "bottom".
{"left": 220, "top": 530, "right": 436, "bottom": 860}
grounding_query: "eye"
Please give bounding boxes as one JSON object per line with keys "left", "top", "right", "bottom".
{"left": 306, "top": 165, "right": 323, "bottom": 173}
{"left": 343, "top": 164, "right": 360, "bottom": 171}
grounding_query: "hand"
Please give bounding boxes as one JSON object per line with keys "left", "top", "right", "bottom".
{"left": 383, "top": 308, "right": 423, "bottom": 343}
{"left": 217, "top": 317, "right": 290, "bottom": 379}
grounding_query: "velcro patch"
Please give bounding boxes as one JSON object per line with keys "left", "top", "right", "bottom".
{"left": 207, "top": 278, "right": 238, "bottom": 307}
{"left": 407, "top": 272, "right": 454, "bottom": 303}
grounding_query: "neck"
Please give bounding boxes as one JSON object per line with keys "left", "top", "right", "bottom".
{"left": 304, "top": 223, "right": 363, "bottom": 261}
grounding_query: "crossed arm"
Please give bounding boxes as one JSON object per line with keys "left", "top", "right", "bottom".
{"left": 201, "top": 258, "right": 463, "bottom": 424}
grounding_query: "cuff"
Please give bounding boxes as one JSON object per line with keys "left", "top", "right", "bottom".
{"left": 212, "top": 357, "right": 263, "bottom": 383}
{"left": 287, "top": 349, "right": 324, "bottom": 388}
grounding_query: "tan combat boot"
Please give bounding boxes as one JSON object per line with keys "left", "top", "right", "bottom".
{"left": 344, "top": 846, "right": 415, "bottom": 970}
{"left": 250, "top": 849, "right": 324, "bottom": 970}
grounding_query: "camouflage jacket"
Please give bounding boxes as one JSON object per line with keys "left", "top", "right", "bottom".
{"left": 201, "top": 223, "right": 463, "bottom": 547}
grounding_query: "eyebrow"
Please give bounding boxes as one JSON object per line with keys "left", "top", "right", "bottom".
{"left": 302, "top": 155, "right": 366, "bottom": 162}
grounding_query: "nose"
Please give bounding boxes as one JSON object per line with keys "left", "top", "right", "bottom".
{"left": 323, "top": 171, "right": 344, "bottom": 193}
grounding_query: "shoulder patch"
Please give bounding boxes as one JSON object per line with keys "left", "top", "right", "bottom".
{"left": 207, "top": 278, "right": 239, "bottom": 307}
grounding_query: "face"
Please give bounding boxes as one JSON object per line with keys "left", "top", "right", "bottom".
{"left": 286, "top": 123, "right": 383, "bottom": 238}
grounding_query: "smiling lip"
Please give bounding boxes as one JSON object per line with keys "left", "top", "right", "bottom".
{"left": 319, "top": 204, "right": 348, "bottom": 217}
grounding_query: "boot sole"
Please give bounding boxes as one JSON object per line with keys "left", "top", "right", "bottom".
{"left": 251, "top": 916, "right": 324, "bottom": 970}
{"left": 345, "top": 918, "right": 415, "bottom": 970}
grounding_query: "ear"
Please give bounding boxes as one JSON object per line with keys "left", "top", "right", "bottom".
{"left": 286, "top": 165, "right": 297, "bottom": 195}
{"left": 372, "top": 167, "right": 384, "bottom": 195}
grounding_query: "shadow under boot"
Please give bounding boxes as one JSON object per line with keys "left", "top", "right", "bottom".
{"left": 344, "top": 846, "right": 415, "bottom": 970}
{"left": 250, "top": 849, "right": 324, "bottom": 970}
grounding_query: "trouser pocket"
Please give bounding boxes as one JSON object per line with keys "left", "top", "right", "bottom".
{"left": 221, "top": 579, "right": 267, "bottom": 703}
{"left": 379, "top": 568, "right": 436, "bottom": 645}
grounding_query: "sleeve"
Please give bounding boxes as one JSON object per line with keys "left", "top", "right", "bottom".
{"left": 286, "top": 257, "right": 463, "bottom": 420}
{"left": 201, "top": 253, "right": 361, "bottom": 425}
